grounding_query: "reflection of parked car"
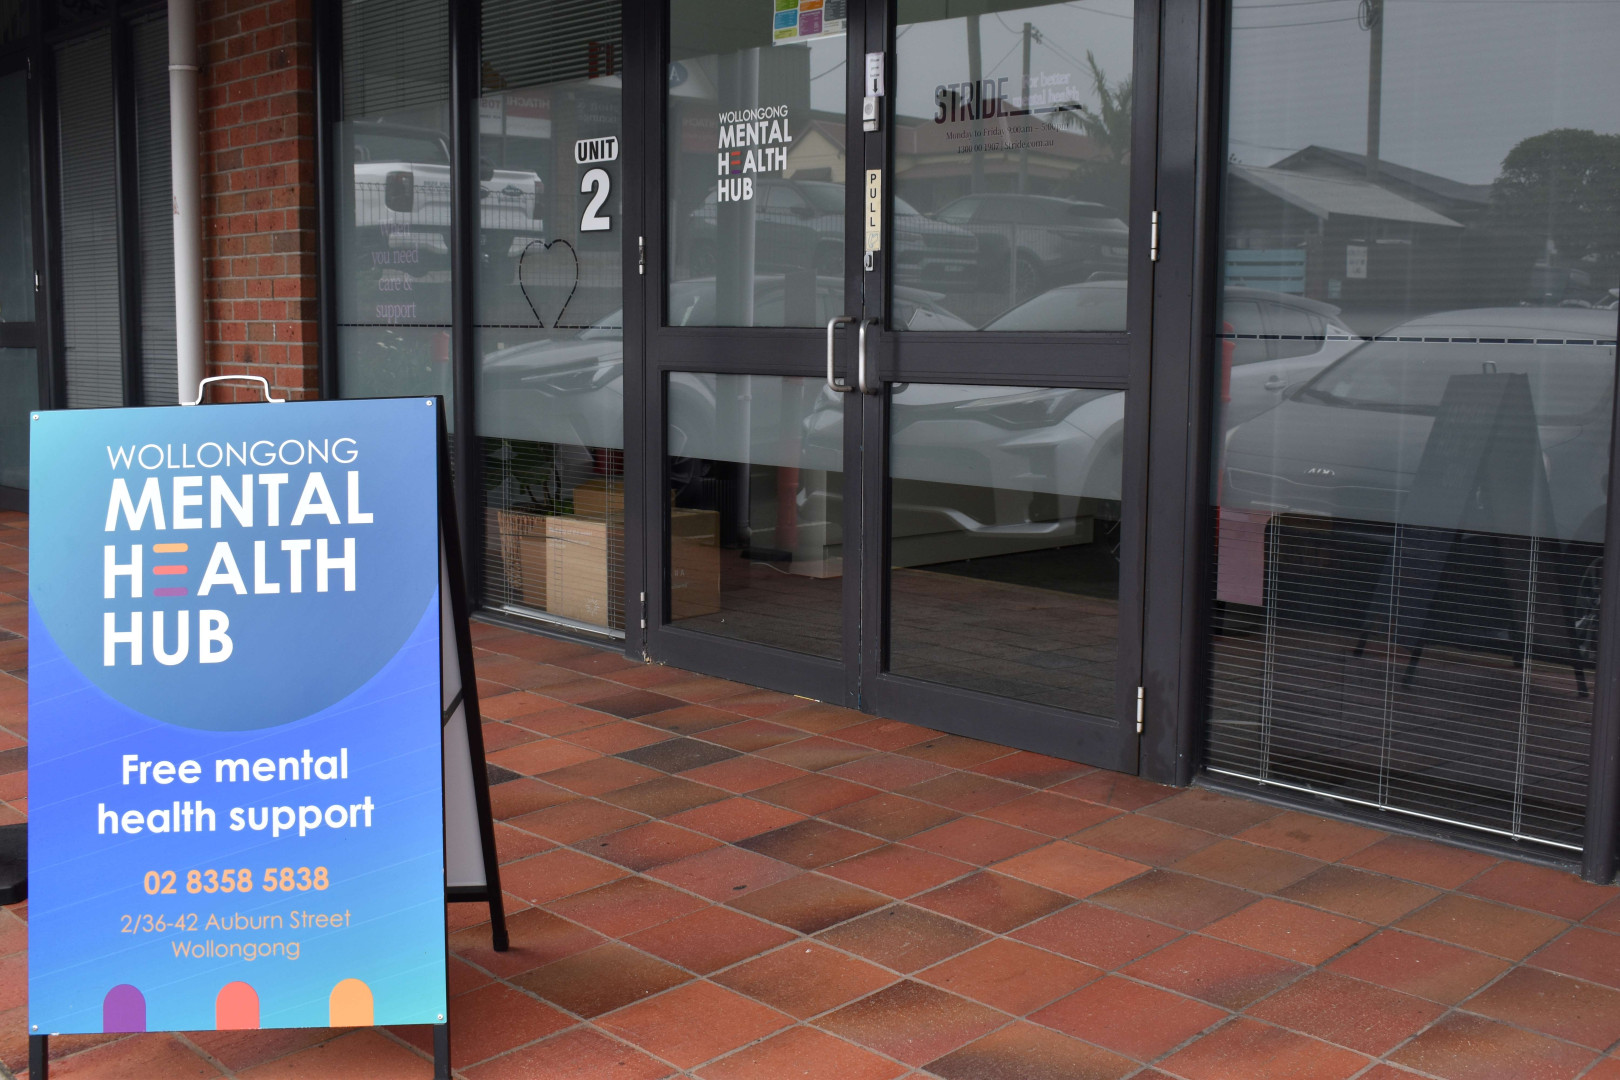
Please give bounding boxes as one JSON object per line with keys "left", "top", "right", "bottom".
{"left": 985, "top": 281, "right": 1358, "bottom": 427}
{"left": 1222, "top": 307, "right": 1617, "bottom": 543}
{"left": 935, "top": 193, "right": 1130, "bottom": 301}
{"left": 683, "top": 179, "right": 978, "bottom": 289}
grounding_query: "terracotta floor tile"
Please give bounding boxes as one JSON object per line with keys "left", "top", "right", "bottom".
{"left": 921, "top": 937, "right": 1099, "bottom": 1015}
{"left": 1461, "top": 861, "right": 1615, "bottom": 921}
{"left": 1580, "top": 1057, "right": 1620, "bottom": 1080}
{"left": 740, "top": 819, "right": 885, "bottom": 868}
{"left": 546, "top": 875, "right": 707, "bottom": 937}
{"left": 837, "top": 717, "right": 938, "bottom": 751}
{"left": 449, "top": 906, "right": 605, "bottom": 979}
{"left": 908, "top": 816, "right": 1049, "bottom": 864}
{"left": 714, "top": 941, "right": 897, "bottom": 1018}
{"left": 927, "top": 1021, "right": 1135, "bottom": 1080}
{"left": 494, "top": 820, "right": 555, "bottom": 864}
{"left": 499, "top": 847, "right": 627, "bottom": 905}
{"left": 598, "top": 776, "right": 730, "bottom": 818}
{"left": 1142, "top": 787, "right": 1285, "bottom": 836}
{"left": 769, "top": 701, "right": 870, "bottom": 734}
{"left": 681, "top": 754, "right": 808, "bottom": 793}
{"left": 696, "top": 1025, "right": 906, "bottom": 1080}
{"left": 1158, "top": 1017, "right": 1369, "bottom": 1080}
{"left": 824, "top": 843, "right": 974, "bottom": 898}
{"left": 728, "top": 872, "right": 890, "bottom": 933}
{"left": 1073, "top": 813, "right": 1221, "bottom": 866}
{"left": 597, "top": 979, "right": 794, "bottom": 1069}
{"left": 816, "top": 903, "right": 990, "bottom": 973}
{"left": 1051, "top": 771, "right": 1177, "bottom": 810}
{"left": 755, "top": 735, "right": 874, "bottom": 773}
{"left": 644, "top": 843, "right": 801, "bottom": 901}
{"left": 1031, "top": 974, "right": 1225, "bottom": 1059}
{"left": 900, "top": 734, "right": 1014, "bottom": 770}
{"left": 581, "top": 688, "right": 686, "bottom": 719}
{"left": 1278, "top": 865, "right": 1441, "bottom": 925}
{"left": 462, "top": 1025, "right": 675, "bottom": 1080}
{"left": 510, "top": 798, "right": 647, "bottom": 845}
{"left": 665, "top": 796, "right": 807, "bottom": 842}
{"left": 619, "top": 736, "right": 740, "bottom": 775}
{"left": 578, "top": 820, "right": 723, "bottom": 871}
{"left": 42, "top": 1035, "right": 224, "bottom": 1080}
{"left": 969, "top": 750, "right": 1094, "bottom": 789}
{"left": 481, "top": 720, "right": 541, "bottom": 752}
{"left": 698, "top": 718, "right": 803, "bottom": 753}
{"left": 754, "top": 773, "right": 877, "bottom": 815}
{"left": 1464, "top": 964, "right": 1620, "bottom": 1049}
{"left": 1013, "top": 902, "right": 1183, "bottom": 970}
{"left": 707, "top": 687, "right": 807, "bottom": 718}
{"left": 509, "top": 705, "right": 621, "bottom": 738}
{"left": 1234, "top": 811, "right": 1387, "bottom": 863}
{"left": 1246, "top": 970, "right": 1445, "bottom": 1055}
{"left": 563, "top": 719, "right": 671, "bottom": 755}
{"left": 543, "top": 755, "right": 666, "bottom": 797}
{"left": 638, "top": 703, "right": 750, "bottom": 735}
{"left": 911, "top": 871, "right": 1071, "bottom": 932}
{"left": 657, "top": 673, "right": 754, "bottom": 704}
{"left": 827, "top": 751, "right": 952, "bottom": 789}
{"left": 1395, "top": 893, "right": 1567, "bottom": 960}
{"left": 488, "top": 777, "right": 578, "bottom": 819}
{"left": 1528, "top": 926, "right": 1620, "bottom": 989}
{"left": 978, "top": 791, "right": 1122, "bottom": 837}
{"left": 481, "top": 689, "right": 563, "bottom": 721}
{"left": 489, "top": 736, "right": 602, "bottom": 777}
{"left": 1124, "top": 934, "right": 1305, "bottom": 1009}
{"left": 1388, "top": 1012, "right": 1597, "bottom": 1080}
{"left": 512, "top": 941, "right": 690, "bottom": 1017}
{"left": 1090, "top": 868, "right": 1257, "bottom": 931}
{"left": 1326, "top": 929, "right": 1510, "bottom": 1004}
{"left": 902, "top": 772, "right": 1028, "bottom": 814}
{"left": 439, "top": 982, "right": 572, "bottom": 1066}
{"left": 823, "top": 793, "right": 962, "bottom": 841}
{"left": 1585, "top": 897, "right": 1620, "bottom": 933}
{"left": 233, "top": 1031, "right": 434, "bottom": 1080}
{"left": 817, "top": 980, "right": 1005, "bottom": 1065}
{"left": 1170, "top": 839, "right": 1323, "bottom": 893}
{"left": 1202, "top": 897, "right": 1375, "bottom": 965}
{"left": 993, "top": 841, "right": 1148, "bottom": 899}
{"left": 1341, "top": 835, "right": 1499, "bottom": 890}
{"left": 623, "top": 903, "right": 795, "bottom": 975}
{"left": 181, "top": 1029, "right": 333, "bottom": 1074}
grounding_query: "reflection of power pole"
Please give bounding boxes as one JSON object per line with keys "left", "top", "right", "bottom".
{"left": 1019, "top": 22, "right": 1034, "bottom": 193}
{"left": 1361, "top": 0, "right": 1383, "bottom": 181}
{"left": 967, "top": 14, "right": 985, "bottom": 191}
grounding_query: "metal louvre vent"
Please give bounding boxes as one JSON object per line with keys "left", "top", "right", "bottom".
{"left": 133, "top": 14, "right": 176, "bottom": 406}
{"left": 481, "top": 438, "right": 625, "bottom": 635}
{"left": 1206, "top": 514, "right": 1598, "bottom": 850}
{"left": 480, "top": 0, "right": 620, "bottom": 92}
{"left": 340, "top": 0, "right": 449, "bottom": 119}
{"left": 56, "top": 30, "right": 121, "bottom": 409}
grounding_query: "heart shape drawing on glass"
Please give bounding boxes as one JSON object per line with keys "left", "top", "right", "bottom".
{"left": 518, "top": 238, "right": 581, "bottom": 328}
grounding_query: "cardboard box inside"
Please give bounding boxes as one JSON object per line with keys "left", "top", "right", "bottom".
{"left": 670, "top": 507, "right": 721, "bottom": 619}
{"left": 494, "top": 509, "right": 547, "bottom": 609}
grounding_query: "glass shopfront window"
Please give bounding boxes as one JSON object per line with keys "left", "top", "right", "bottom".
{"left": 1205, "top": 0, "right": 1620, "bottom": 849}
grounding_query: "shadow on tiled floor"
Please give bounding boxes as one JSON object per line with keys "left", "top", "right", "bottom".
{"left": 3, "top": 507, "right": 1620, "bottom": 1078}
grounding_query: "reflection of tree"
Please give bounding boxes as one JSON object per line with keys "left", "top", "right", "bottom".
{"left": 1492, "top": 128, "right": 1620, "bottom": 275}
{"left": 1057, "top": 52, "right": 1131, "bottom": 212}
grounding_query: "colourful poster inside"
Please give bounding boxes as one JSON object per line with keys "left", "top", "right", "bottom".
{"left": 27, "top": 397, "right": 446, "bottom": 1035}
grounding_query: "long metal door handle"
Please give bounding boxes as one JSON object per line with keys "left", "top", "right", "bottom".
{"left": 858, "top": 318, "right": 878, "bottom": 394}
{"left": 826, "top": 315, "right": 856, "bottom": 393}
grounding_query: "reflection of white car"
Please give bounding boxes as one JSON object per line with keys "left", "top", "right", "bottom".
{"left": 984, "top": 281, "right": 1359, "bottom": 428}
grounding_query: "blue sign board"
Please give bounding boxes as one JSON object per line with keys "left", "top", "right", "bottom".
{"left": 27, "top": 397, "right": 447, "bottom": 1035}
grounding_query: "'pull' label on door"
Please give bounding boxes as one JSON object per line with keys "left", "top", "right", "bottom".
{"left": 865, "top": 169, "right": 882, "bottom": 253}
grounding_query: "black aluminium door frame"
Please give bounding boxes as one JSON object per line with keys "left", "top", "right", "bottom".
{"left": 851, "top": 0, "right": 1158, "bottom": 775}
{"left": 635, "top": 0, "right": 1162, "bottom": 773}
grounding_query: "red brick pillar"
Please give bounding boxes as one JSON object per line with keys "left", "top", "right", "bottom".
{"left": 197, "top": 0, "right": 320, "bottom": 402}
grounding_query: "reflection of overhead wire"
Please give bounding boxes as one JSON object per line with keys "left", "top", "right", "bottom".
{"left": 1233, "top": 13, "right": 1362, "bottom": 26}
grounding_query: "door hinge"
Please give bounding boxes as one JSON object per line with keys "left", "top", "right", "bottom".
{"left": 638, "top": 236, "right": 645, "bottom": 275}
{"left": 1149, "top": 211, "right": 1159, "bottom": 263}
{"left": 1135, "top": 686, "right": 1144, "bottom": 734}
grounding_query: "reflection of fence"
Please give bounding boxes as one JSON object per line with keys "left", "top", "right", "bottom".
{"left": 1207, "top": 513, "right": 1599, "bottom": 850}
{"left": 1224, "top": 249, "right": 1306, "bottom": 294}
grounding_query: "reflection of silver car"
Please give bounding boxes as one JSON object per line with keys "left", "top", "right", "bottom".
{"left": 986, "top": 281, "right": 1359, "bottom": 427}
{"left": 1223, "top": 307, "right": 1617, "bottom": 543}
{"left": 935, "top": 194, "right": 1130, "bottom": 301}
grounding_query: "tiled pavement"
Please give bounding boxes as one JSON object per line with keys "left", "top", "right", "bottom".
{"left": 4, "top": 507, "right": 1620, "bottom": 1078}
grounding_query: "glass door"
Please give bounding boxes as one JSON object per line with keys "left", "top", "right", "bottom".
{"left": 645, "top": 0, "right": 1154, "bottom": 771}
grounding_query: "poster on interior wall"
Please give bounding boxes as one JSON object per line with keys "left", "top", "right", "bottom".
{"left": 773, "top": 0, "right": 847, "bottom": 44}
{"left": 26, "top": 397, "right": 446, "bottom": 1035}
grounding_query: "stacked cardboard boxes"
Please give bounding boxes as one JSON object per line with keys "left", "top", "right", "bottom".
{"left": 493, "top": 509, "right": 548, "bottom": 609}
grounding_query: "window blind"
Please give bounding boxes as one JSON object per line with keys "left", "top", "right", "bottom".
{"left": 341, "top": 0, "right": 449, "bottom": 119}
{"left": 481, "top": 0, "right": 620, "bottom": 92}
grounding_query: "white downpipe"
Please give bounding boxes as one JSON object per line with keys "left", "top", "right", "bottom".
{"left": 169, "top": 0, "right": 203, "bottom": 404}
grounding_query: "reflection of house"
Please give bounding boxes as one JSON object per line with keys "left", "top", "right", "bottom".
{"left": 1271, "top": 146, "right": 1492, "bottom": 223}
{"left": 785, "top": 117, "right": 847, "bottom": 182}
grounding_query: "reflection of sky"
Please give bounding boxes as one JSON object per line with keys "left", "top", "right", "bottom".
{"left": 1228, "top": 0, "right": 1620, "bottom": 184}
{"left": 809, "top": 0, "right": 1135, "bottom": 119}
